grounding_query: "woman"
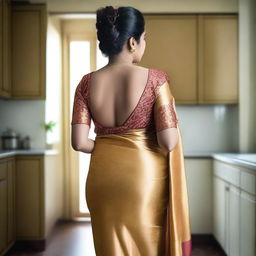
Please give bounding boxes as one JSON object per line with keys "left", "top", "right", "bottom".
{"left": 71, "top": 5, "right": 192, "bottom": 256}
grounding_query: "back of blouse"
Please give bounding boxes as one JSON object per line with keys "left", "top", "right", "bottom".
{"left": 71, "top": 68, "right": 179, "bottom": 136}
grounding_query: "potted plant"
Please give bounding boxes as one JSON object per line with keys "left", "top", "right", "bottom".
{"left": 44, "top": 121, "right": 57, "bottom": 149}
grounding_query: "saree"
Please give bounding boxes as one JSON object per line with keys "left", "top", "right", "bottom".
{"left": 71, "top": 69, "right": 192, "bottom": 256}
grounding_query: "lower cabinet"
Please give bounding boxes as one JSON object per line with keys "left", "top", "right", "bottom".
{"left": 227, "top": 184, "right": 240, "bottom": 256}
{"left": 213, "top": 160, "right": 256, "bottom": 256}
{"left": 15, "top": 155, "right": 44, "bottom": 239}
{"left": 213, "top": 176, "right": 226, "bottom": 250}
{"left": 0, "top": 152, "right": 61, "bottom": 255}
{"left": 0, "top": 155, "right": 45, "bottom": 255}
{"left": 0, "top": 157, "right": 15, "bottom": 255}
{"left": 240, "top": 190, "right": 256, "bottom": 256}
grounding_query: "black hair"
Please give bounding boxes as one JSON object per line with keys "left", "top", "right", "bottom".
{"left": 96, "top": 6, "right": 145, "bottom": 58}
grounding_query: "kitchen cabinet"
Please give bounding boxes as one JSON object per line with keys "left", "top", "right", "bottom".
{"left": 0, "top": 0, "right": 3, "bottom": 97}
{"left": 240, "top": 170, "right": 256, "bottom": 256}
{"left": 0, "top": 0, "right": 11, "bottom": 98}
{"left": 213, "top": 176, "right": 226, "bottom": 250}
{"left": 142, "top": 14, "right": 238, "bottom": 104}
{"left": 11, "top": 3, "right": 46, "bottom": 99}
{"left": 0, "top": 160, "right": 7, "bottom": 254}
{"left": 0, "top": 151, "right": 62, "bottom": 254}
{"left": 198, "top": 15, "right": 238, "bottom": 104}
{"left": 0, "top": 157, "right": 15, "bottom": 256}
{"left": 213, "top": 160, "right": 256, "bottom": 256}
{"left": 143, "top": 15, "right": 198, "bottom": 104}
{"left": 227, "top": 185, "right": 240, "bottom": 256}
{"left": 15, "top": 155, "right": 45, "bottom": 238}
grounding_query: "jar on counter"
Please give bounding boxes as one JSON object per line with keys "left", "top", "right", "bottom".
{"left": 1, "top": 128, "right": 20, "bottom": 150}
{"left": 20, "top": 136, "right": 31, "bottom": 149}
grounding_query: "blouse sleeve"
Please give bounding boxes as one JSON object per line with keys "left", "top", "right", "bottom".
{"left": 153, "top": 72, "right": 179, "bottom": 132}
{"left": 71, "top": 75, "right": 92, "bottom": 126}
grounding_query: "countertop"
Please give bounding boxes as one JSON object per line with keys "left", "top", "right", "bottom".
{"left": 184, "top": 151, "right": 256, "bottom": 170}
{"left": 0, "top": 148, "right": 58, "bottom": 159}
{"left": 212, "top": 153, "right": 256, "bottom": 170}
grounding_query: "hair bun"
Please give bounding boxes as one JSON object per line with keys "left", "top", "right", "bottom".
{"left": 97, "top": 6, "right": 119, "bottom": 27}
{"left": 106, "top": 7, "right": 119, "bottom": 25}
{"left": 96, "top": 6, "right": 145, "bottom": 58}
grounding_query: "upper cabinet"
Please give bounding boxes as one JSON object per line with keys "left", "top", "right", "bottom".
{"left": 143, "top": 15, "right": 198, "bottom": 104}
{"left": 1, "top": 1, "right": 47, "bottom": 99}
{"left": 142, "top": 14, "right": 238, "bottom": 104}
{"left": 11, "top": 3, "right": 47, "bottom": 99}
{"left": 198, "top": 15, "right": 238, "bottom": 104}
{"left": 0, "top": 0, "right": 11, "bottom": 98}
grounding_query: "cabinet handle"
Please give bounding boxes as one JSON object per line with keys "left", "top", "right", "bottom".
{"left": 225, "top": 186, "right": 230, "bottom": 191}
{"left": 0, "top": 178, "right": 6, "bottom": 183}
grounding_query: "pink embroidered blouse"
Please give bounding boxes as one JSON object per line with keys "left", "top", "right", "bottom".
{"left": 71, "top": 68, "right": 178, "bottom": 135}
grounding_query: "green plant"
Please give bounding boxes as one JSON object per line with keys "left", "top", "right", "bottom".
{"left": 44, "top": 121, "right": 57, "bottom": 133}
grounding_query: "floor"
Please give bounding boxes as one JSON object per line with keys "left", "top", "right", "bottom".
{"left": 6, "top": 220, "right": 227, "bottom": 256}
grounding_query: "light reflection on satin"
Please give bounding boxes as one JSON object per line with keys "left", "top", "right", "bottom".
{"left": 86, "top": 126, "right": 192, "bottom": 256}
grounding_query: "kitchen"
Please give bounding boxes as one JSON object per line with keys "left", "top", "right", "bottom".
{"left": 0, "top": 0, "right": 255, "bottom": 256}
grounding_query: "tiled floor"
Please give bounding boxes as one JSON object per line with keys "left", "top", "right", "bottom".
{"left": 6, "top": 220, "right": 226, "bottom": 256}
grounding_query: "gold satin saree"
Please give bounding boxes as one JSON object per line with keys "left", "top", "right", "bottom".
{"left": 85, "top": 82, "right": 192, "bottom": 256}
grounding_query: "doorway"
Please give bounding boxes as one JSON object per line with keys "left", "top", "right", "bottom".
{"left": 62, "top": 17, "right": 107, "bottom": 219}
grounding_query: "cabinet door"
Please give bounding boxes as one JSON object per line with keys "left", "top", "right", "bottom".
{"left": 7, "top": 158, "right": 15, "bottom": 245}
{"left": 227, "top": 185, "right": 240, "bottom": 256}
{"left": 2, "top": 0, "right": 11, "bottom": 97}
{"left": 11, "top": 4, "right": 46, "bottom": 99}
{"left": 198, "top": 15, "right": 238, "bottom": 104}
{"left": 240, "top": 191, "right": 256, "bottom": 256}
{"left": 142, "top": 15, "right": 198, "bottom": 104}
{"left": 213, "top": 176, "right": 226, "bottom": 250}
{"left": 0, "top": 161, "right": 7, "bottom": 254}
{"left": 0, "top": 0, "right": 3, "bottom": 97}
{"left": 15, "top": 155, "right": 44, "bottom": 238}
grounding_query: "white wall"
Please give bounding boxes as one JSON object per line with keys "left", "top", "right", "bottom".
{"left": 0, "top": 99, "right": 46, "bottom": 149}
{"left": 179, "top": 104, "right": 239, "bottom": 154}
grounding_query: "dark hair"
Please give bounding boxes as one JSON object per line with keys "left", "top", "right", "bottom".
{"left": 96, "top": 6, "right": 145, "bottom": 58}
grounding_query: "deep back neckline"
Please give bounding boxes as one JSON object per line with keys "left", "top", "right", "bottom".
{"left": 88, "top": 68, "right": 151, "bottom": 129}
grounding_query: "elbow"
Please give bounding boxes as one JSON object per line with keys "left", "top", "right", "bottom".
{"left": 71, "top": 144, "right": 79, "bottom": 151}
{"left": 162, "top": 143, "right": 177, "bottom": 152}
{"left": 159, "top": 138, "right": 179, "bottom": 152}
{"left": 71, "top": 142, "right": 82, "bottom": 151}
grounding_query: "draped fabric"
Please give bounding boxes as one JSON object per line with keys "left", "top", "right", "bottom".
{"left": 71, "top": 68, "right": 192, "bottom": 256}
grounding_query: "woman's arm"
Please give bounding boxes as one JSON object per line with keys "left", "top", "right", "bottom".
{"left": 71, "top": 124, "right": 95, "bottom": 153}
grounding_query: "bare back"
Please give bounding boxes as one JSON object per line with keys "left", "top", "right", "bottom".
{"left": 88, "top": 65, "right": 150, "bottom": 128}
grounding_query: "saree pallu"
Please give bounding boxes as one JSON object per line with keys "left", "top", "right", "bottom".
{"left": 86, "top": 125, "right": 192, "bottom": 256}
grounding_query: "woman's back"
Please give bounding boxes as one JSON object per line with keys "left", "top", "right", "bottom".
{"left": 88, "top": 64, "right": 150, "bottom": 128}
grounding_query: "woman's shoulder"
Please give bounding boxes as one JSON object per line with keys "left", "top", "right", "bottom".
{"left": 149, "top": 68, "right": 169, "bottom": 80}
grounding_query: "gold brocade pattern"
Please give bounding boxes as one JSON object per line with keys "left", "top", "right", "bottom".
{"left": 70, "top": 68, "right": 175, "bottom": 135}
{"left": 155, "top": 98, "right": 178, "bottom": 132}
{"left": 71, "top": 75, "right": 91, "bottom": 126}
{"left": 154, "top": 81, "right": 179, "bottom": 132}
